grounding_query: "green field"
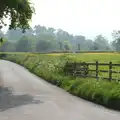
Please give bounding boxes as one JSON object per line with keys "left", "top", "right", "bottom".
{"left": 47, "top": 52, "right": 120, "bottom": 80}
{"left": 47, "top": 52, "right": 120, "bottom": 62}
{"left": 3, "top": 52, "right": 120, "bottom": 110}
{"left": 61, "top": 53, "right": 120, "bottom": 80}
{"left": 3, "top": 52, "right": 120, "bottom": 80}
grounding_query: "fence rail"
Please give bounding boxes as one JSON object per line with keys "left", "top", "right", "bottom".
{"left": 64, "top": 61, "right": 120, "bottom": 81}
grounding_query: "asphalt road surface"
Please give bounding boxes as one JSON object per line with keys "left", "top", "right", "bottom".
{"left": 0, "top": 60, "right": 119, "bottom": 120}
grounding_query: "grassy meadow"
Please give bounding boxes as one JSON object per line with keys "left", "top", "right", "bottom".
{"left": 3, "top": 52, "right": 120, "bottom": 110}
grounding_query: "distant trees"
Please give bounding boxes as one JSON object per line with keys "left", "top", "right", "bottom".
{"left": 112, "top": 30, "right": 120, "bottom": 51}
{"left": 16, "top": 36, "right": 31, "bottom": 52}
{"left": 77, "top": 44, "right": 80, "bottom": 50}
{"left": 64, "top": 44, "right": 70, "bottom": 51}
{"left": 74, "top": 35, "right": 86, "bottom": 50}
{"left": 86, "top": 39, "right": 93, "bottom": 50}
{"left": 58, "top": 42, "right": 63, "bottom": 50}
{"left": 36, "top": 40, "right": 53, "bottom": 52}
{"left": 0, "top": 41, "right": 16, "bottom": 52}
{"left": 0, "top": 24, "right": 113, "bottom": 52}
{"left": 92, "top": 35, "right": 110, "bottom": 51}
{"left": 64, "top": 41, "right": 71, "bottom": 51}
{"left": 6, "top": 28, "right": 24, "bottom": 41}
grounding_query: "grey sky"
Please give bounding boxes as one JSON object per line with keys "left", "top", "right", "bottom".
{"left": 30, "top": 0, "right": 120, "bottom": 41}
{"left": 2, "top": 0, "right": 120, "bottom": 41}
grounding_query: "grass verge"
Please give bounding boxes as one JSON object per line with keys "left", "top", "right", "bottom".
{"left": 3, "top": 53, "right": 120, "bottom": 110}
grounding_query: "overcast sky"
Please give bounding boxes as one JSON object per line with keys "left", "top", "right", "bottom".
{"left": 30, "top": 0, "right": 120, "bottom": 41}
{"left": 2, "top": 0, "right": 119, "bottom": 41}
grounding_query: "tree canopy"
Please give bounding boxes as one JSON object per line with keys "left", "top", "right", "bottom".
{"left": 111, "top": 30, "right": 120, "bottom": 51}
{"left": 0, "top": 0, "right": 34, "bottom": 32}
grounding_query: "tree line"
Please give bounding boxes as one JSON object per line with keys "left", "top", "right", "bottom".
{"left": 0, "top": 25, "right": 119, "bottom": 52}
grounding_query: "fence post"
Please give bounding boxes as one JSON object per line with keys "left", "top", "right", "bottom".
{"left": 109, "top": 62, "right": 112, "bottom": 81}
{"left": 73, "top": 62, "right": 76, "bottom": 76}
{"left": 96, "top": 61, "right": 99, "bottom": 80}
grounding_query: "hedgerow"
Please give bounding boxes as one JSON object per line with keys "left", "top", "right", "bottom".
{"left": 3, "top": 53, "right": 120, "bottom": 110}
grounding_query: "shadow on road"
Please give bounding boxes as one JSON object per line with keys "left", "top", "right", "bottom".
{"left": 0, "top": 87, "right": 43, "bottom": 111}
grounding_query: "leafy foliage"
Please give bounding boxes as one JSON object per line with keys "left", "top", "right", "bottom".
{"left": 16, "top": 36, "right": 31, "bottom": 52}
{"left": 112, "top": 30, "right": 120, "bottom": 51}
{"left": 0, "top": 0, "right": 34, "bottom": 32}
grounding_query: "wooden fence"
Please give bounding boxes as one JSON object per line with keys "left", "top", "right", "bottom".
{"left": 64, "top": 61, "right": 120, "bottom": 81}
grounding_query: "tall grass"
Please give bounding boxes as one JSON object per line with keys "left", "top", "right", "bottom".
{"left": 3, "top": 52, "right": 120, "bottom": 110}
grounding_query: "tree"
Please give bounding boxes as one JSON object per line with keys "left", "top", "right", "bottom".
{"left": 0, "top": 41, "right": 16, "bottom": 52}
{"left": 34, "top": 25, "right": 47, "bottom": 35}
{"left": 56, "top": 29, "right": 73, "bottom": 42}
{"left": 74, "top": 35, "right": 86, "bottom": 50}
{"left": 86, "top": 39, "right": 94, "bottom": 50}
{"left": 112, "top": 30, "right": 120, "bottom": 40}
{"left": 92, "top": 42, "right": 99, "bottom": 50}
{"left": 112, "top": 30, "right": 120, "bottom": 51}
{"left": 47, "top": 27, "right": 55, "bottom": 35}
{"left": 16, "top": 36, "right": 31, "bottom": 52}
{"left": 58, "top": 42, "right": 63, "bottom": 50}
{"left": 5, "top": 28, "right": 24, "bottom": 41}
{"left": 23, "top": 27, "right": 34, "bottom": 36}
{"left": 36, "top": 40, "right": 53, "bottom": 52}
{"left": 0, "top": 0, "right": 34, "bottom": 32}
{"left": 77, "top": 44, "right": 80, "bottom": 50}
{"left": 64, "top": 41, "right": 71, "bottom": 51}
{"left": 64, "top": 44, "right": 70, "bottom": 51}
{"left": 93, "top": 35, "right": 110, "bottom": 50}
